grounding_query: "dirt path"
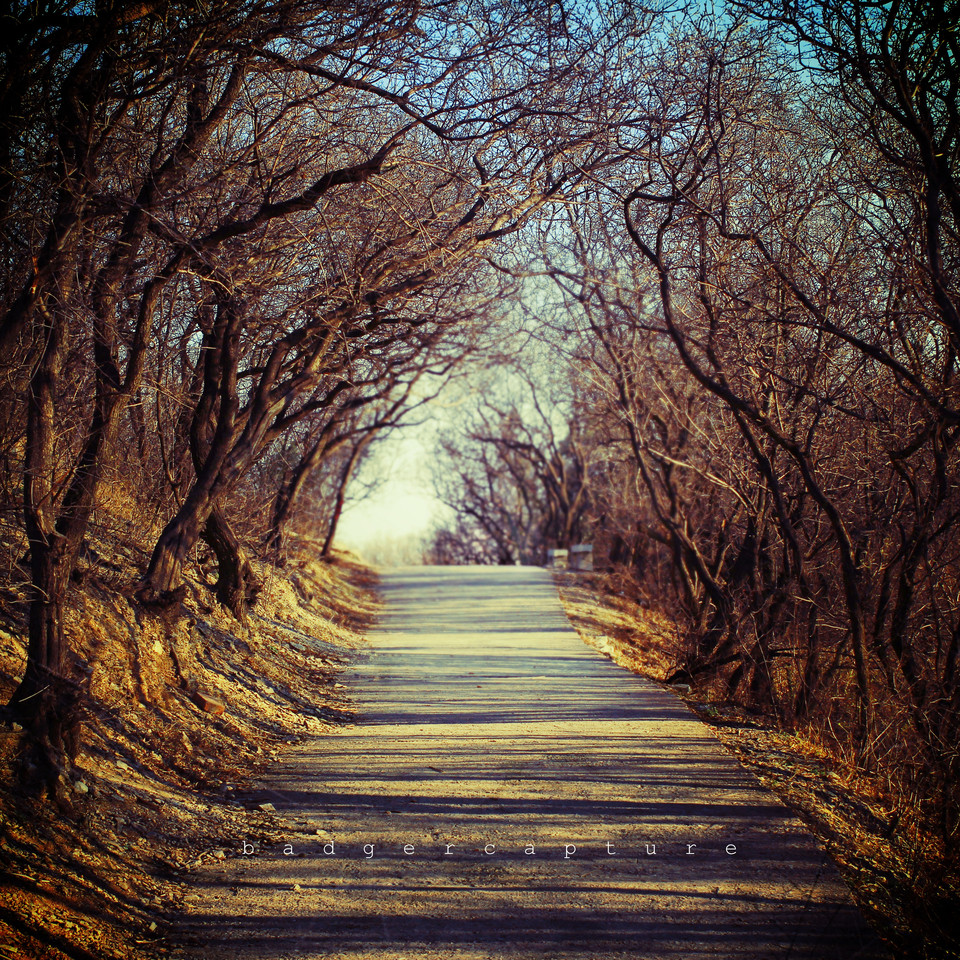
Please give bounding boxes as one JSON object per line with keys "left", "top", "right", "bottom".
{"left": 175, "top": 565, "right": 886, "bottom": 959}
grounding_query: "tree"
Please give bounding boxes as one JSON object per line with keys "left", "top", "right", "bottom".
{"left": 1, "top": 0, "right": 659, "bottom": 771}
{"left": 432, "top": 367, "right": 593, "bottom": 565}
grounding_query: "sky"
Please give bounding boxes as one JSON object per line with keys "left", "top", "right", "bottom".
{"left": 333, "top": 425, "right": 452, "bottom": 565}
{"left": 331, "top": 361, "right": 507, "bottom": 565}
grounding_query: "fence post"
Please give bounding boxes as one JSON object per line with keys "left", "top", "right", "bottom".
{"left": 569, "top": 544, "right": 593, "bottom": 571}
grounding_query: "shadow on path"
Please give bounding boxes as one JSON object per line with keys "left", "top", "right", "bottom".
{"left": 176, "top": 565, "right": 887, "bottom": 960}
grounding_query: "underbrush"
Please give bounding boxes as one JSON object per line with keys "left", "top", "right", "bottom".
{"left": 555, "top": 568, "right": 960, "bottom": 960}
{"left": 0, "top": 514, "right": 377, "bottom": 960}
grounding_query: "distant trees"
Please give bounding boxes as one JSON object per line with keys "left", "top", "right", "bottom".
{"left": 430, "top": 370, "right": 593, "bottom": 564}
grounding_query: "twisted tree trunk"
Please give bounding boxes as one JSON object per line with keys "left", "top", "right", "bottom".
{"left": 203, "top": 504, "right": 260, "bottom": 622}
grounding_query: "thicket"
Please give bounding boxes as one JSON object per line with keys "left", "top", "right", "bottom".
{"left": 430, "top": 4, "right": 960, "bottom": 954}
{"left": 0, "top": 0, "right": 643, "bottom": 780}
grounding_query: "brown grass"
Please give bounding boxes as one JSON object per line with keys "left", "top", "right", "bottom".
{"left": 553, "top": 570, "right": 682, "bottom": 681}
{"left": 0, "top": 518, "right": 378, "bottom": 960}
{"left": 555, "top": 568, "right": 960, "bottom": 960}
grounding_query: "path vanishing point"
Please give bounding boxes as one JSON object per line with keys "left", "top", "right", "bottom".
{"left": 178, "top": 565, "right": 887, "bottom": 959}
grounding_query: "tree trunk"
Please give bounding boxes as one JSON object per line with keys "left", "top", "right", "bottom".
{"left": 8, "top": 308, "right": 82, "bottom": 782}
{"left": 267, "top": 436, "right": 330, "bottom": 561}
{"left": 140, "top": 483, "right": 215, "bottom": 604}
{"left": 13, "top": 542, "right": 68, "bottom": 712}
{"left": 203, "top": 504, "right": 260, "bottom": 621}
{"left": 321, "top": 437, "right": 371, "bottom": 558}
{"left": 142, "top": 466, "right": 260, "bottom": 620}
{"left": 10, "top": 542, "right": 82, "bottom": 783}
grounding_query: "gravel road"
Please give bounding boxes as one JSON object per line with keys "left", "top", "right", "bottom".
{"left": 176, "top": 564, "right": 886, "bottom": 959}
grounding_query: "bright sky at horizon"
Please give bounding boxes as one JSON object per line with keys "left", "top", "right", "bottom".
{"left": 332, "top": 426, "right": 452, "bottom": 563}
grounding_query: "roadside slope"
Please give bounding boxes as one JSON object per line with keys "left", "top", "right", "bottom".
{"left": 0, "top": 531, "right": 375, "bottom": 960}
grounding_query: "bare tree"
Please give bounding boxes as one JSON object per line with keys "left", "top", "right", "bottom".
{"left": 432, "top": 366, "right": 593, "bottom": 565}
{"left": 1, "top": 0, "right": 660, "bottom": 770}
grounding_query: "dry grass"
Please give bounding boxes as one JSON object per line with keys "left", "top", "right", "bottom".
{"left": 555, "top": 569, "right": 960, "bottom": 960}
{"left": 0, "top": 517, "right": 378, "bottom": 960}
{"left": 553, "top": 569, "right": 682, "bottom": 681}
